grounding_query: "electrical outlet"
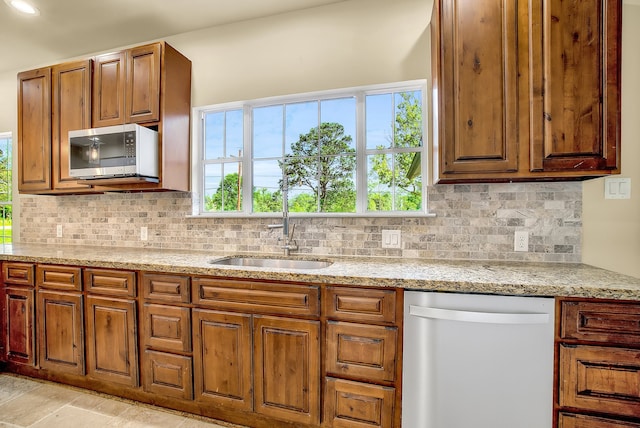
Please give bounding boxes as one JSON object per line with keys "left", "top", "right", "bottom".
{"left": 140, "top": 226, "right": 148, "bottom": 241}
{"left": 382, "top": 230, "right": 401, "bottom": 249}
{"left": 514, "top": 231, "right": 528, "bottom": 252}
{"left": 56, "top": 224, "right": 62, "bottom": 238}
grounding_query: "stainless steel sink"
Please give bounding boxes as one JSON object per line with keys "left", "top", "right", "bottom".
{"left": 209, "top": 256, "right": 333, "bottom": 270}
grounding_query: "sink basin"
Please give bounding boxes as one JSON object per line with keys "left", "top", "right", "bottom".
{"left": 209, "top": 256, "right": 332, "bottom": 270}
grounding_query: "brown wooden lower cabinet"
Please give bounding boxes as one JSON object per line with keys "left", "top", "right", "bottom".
{"left": 192, "top": 308, "right": 253, "bottom": 411}
{"left": 37, "top": 290, "right": 84, "bottom": 375}
{"left": 85, "top": 295, "right": 139, "bottom": 387}
{"left": 2, "top": 263, "right": 403, "bottom": 428}
{"left": 253, "top": 315, "right": 320, "bottom": 427}
{"left": 556, "top": 298, "right": 640, "bottom": 428}
{"left": 5, "top": 287, "right": 35, "bottom": 366}
{"left": 324, "top": 377, "right": 395, "bottom": 428}
{"left": 558, "top": 413, "right": 640, "bottom": 428}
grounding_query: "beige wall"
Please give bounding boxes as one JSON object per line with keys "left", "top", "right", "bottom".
{"left": 582, "top": 4, "right": 640, "bottom": 278}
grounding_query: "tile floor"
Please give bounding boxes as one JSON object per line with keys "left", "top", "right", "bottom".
{"left": 0, "top": 373, "right": 244, "bottom": 428}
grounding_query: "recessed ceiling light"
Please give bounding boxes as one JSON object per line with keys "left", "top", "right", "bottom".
{"left": 4, "top": 0, "right": 40, "bottom": 16}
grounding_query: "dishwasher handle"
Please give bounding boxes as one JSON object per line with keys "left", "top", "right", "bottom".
{"left": 409, "top": 305, "right": 550, "bottom": 325}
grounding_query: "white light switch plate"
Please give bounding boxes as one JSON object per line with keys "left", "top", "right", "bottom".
{"left": 382, "top": 229, "right": 401, "bottom": 249}
{"left": 604, "top": 177, "right": 631, "bottom": 199}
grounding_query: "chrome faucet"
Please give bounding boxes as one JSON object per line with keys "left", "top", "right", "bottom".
{"left": 267, "top": 173, "right": 298, "bottom": 256}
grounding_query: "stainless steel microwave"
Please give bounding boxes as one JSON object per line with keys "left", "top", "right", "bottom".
{"left": 69, "top": 124, "right": 158, "bottom": 180}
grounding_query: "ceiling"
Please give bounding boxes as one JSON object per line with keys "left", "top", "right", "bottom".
{"left": 0, "top": 0, "right": 347, "bottom": 74}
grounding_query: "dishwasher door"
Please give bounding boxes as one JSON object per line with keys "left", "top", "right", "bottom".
{"left": 402, "top": 291, "right": 554, "bottom": 428}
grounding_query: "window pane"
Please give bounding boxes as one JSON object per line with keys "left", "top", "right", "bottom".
{"left": 204, "top": 163, "right": 242, "bottom": 212}
{"left": 286, "top": 101, "right": 317, "bottom": 155}
{"left": 367, "top": 154, "right": 393, "bottom": 211}
{"left": 321, "top": 97, "right": 356, "bottom": 152}
{"left": 204, "top": 112, "right": 224, "bottom": 159}
{"left": 366, "top": 93, "right": 393, "bottom": 149}
{"left": 395, "top": 152, "right": 422, "bottom": 211}
{"left": 253, "top": 105, "right": 283, "bottom": 159}
{"left": 286, "top": 154, "right": 356, "bottom": 213}
{"left": 253, "top": 159, "right": 282, "bottom": 213}
{"left": 226, "top": 109, "right": 244, "bottom": 157}
{"left": 394, "top": 91, "right": 423, "bottom": 149}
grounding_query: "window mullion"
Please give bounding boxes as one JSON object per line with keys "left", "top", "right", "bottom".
{"left": 243, "top": 105, "right": 253, "bottom": 215}
{"left": 355, "top": 92, "right": 367, "bottom": 213}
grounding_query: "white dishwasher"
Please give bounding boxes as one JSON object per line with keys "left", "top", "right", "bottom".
{"left": 402, "top": 291, "right": 555, "bottom": 428}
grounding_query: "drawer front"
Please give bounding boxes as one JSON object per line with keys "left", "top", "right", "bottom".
{"left": 36, "top": 265, "right": 82, "bottom": 291}
{"left": 559, "top": 344, "right": 640, "bottom": 419}
{"left": 324, "top": 286, "right": 396, "bottom": 324}
{"left": 560, "top": 300, "right": 640, "bottom": 345}
{"left": 142, "top": 350, "right": 193, "bottom": 400}
{"left": 3, "top": 262, "right": 34, "bottom": 286}
{"left": 143, "top": 304, "right": 191, "bottom": 353}
{"left": 142, "top": 273, "right": 190, "bottom": 303}
{"left": 324, "top": 377, "right": 395, "bottom": 428}
{"left": 326, "top": 321, "right": 397, "bottom": 383}
{"left": 558, "top": 412, "right": 640, "bottom": 428}
{"left": 192, "top": 277, "right": 319, "bottom": 317}
{"left": 85, "top": 268, "right": 136, "bottom": 297}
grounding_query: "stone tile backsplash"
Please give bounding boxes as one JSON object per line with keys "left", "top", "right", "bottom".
{"left": 19, "top": 182, "right": 582, "bottom": 262}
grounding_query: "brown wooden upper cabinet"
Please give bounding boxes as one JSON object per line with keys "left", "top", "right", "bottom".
{"left": 17, "top": 41, "right": 192, "bottom": 194}
{"left": 433, "top": 0, "right": 621, "bottom": 182}
{"left": 17, "top": 67, "right": 51, "bottom": 193}
{"left": 93, "top": 43, "right": 161, "bottom": 127}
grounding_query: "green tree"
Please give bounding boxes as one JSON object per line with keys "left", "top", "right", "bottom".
{"left": 205, "top": 172, "right": 242, "bottom": 211}
{"left": 253, "top": 187, "right": 282, "bottom": 213}
{"left": 0, "top": 143, "right": 12, "bottom": 220}
{"left": 283, "top": 122, "right": 356, "bottom": 213}
{"left": 368, "top": 92, "right": 422, "bottom": 211}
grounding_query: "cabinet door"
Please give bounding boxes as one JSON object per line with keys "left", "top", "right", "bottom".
{"left": 192, "top": 309, "right": 252, "bottom": 411}
{"left": 92, "top": 51, "right": 126, "bottom": 127}
{"left": 529, "top": 0, "right": 621, "bottom": 173}
{"left": 85, "top": 295, "right": 138, "bottom": 386}
{"left": 5, "top": 287, "right": 35, "bottom": 365}
{"left": 126, "top": 43, "right": 161, "bottom": 124}
{"left": 435, "top": 0, "right": 519, "bottom": 177}
{"left": 37, "top": 290, "right": 84, "bottom": 375}
{"left": 17, "top": 67, "right": 51, "bottom": 193}
{"left": 52, "top": 60, "right": 92, "bottom": 191}
{"left": 324, "top": 377, "right": 395, "bottom": 428}
{"left": 253, "top": 315, "right": 320, "bottom": 426}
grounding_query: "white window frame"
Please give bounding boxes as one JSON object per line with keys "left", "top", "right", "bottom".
{"left": 0, "top": 132, "right": 12, "bottom": 249}
{"left": 191, "top": 80, "right": 433, "bottom": 218}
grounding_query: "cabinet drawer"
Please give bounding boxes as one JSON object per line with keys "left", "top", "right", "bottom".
{"left": 36, "top": 265, "right": 82, "bottom": 291}
{"left": 3, "top": 262, "right": 34, "bottom": 287}
{"left": 560, "top": 300, "right": 640, "bottom": 346}
{"left": 324, "top": 377, "right": 395, "bottom": 428}
{"left": 559, "top": 344, "right": 640, "bottom": 419}
{"left": 326, "top": 321, "right": 397, "bottom": 383}
{"left": 143, "top": 304, "right": 191, "bottom": 353}
{"left": 192, "top": 277, "right": 319, "bottom": 317}
{"left": 558, "top": 412, "right": 640, "bottom": 428}
{"left": 324, "top": 287, "right": 396, "bottom": 324}
{"left": 85, "top": 268, "right": 136, "bottom": 297}
{"left": 142, "top": 350, "right": 193, "bottom": 400}
{"left": 142, "top": 273, "right": 190, "bottom": 303}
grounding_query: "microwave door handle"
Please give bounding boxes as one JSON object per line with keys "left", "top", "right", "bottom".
{"left": 408, "top": 305, "right": 550, "bottom": 325}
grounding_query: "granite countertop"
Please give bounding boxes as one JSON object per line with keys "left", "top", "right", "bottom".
{"left": 2, "top": 243, "right": 640, "bottom": 300}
